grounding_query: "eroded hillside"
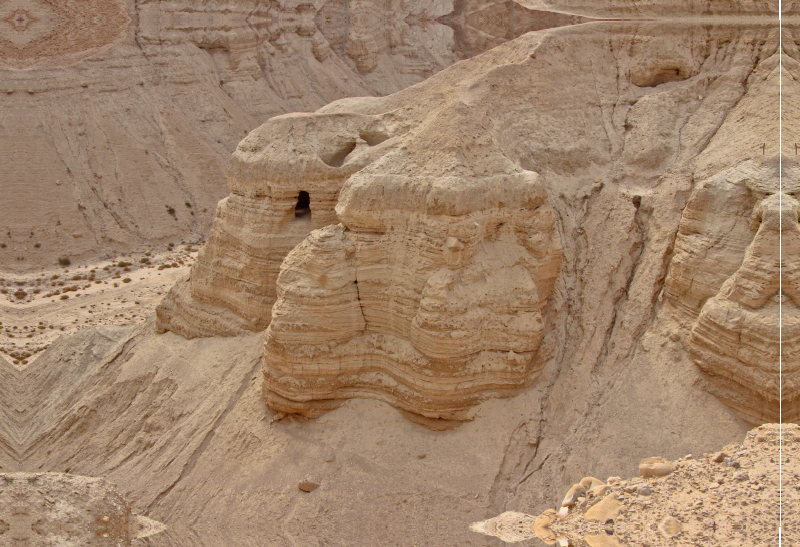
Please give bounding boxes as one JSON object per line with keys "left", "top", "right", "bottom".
{"left": 0, "top": 2, "right": 791, "bottom": 547}
{"left": 0, "top": 0, "right": 579, "bottom": 272}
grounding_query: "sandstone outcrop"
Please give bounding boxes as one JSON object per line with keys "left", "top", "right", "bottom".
{"left": 663, "top": 162, "right": 792, "bottom": 423}
{"left": 0, "top": 5, "right": 790, "bottom": 547}
{"left": 0, "top": 0, "right": 576, "bottom": 272}
{"left": 263, "top": 143, "right": 562, "bottom": 418}
{"left": 159, "top": 19, "right": 786, "bottom": 423}
{"left": 661, "top": 46, "right": 796, "bottom": 422}
{"left": 156, "top": 111, "right": 403, "bottom": 337}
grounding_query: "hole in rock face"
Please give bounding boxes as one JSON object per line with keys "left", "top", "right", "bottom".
{"left": 319, "top": 141, "right": 356, "bottom": 167}
{"left": 294, "top": 191, "right": 311, "bottom": 218}
{"left": 633, "top": 66, "right": 687, "bottom": 87}
{"left": 360, "top": 129, "right": 389, "bottom": 146}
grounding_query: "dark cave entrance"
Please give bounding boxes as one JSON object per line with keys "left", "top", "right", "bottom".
{"left": 294, "top": 191, "right": 311, "bottom": 218}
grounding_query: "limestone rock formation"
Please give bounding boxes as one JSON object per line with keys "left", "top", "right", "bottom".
{"left": 159, "top": 19, "right": 786, "bottom": 423}
{"left": 663, "top": 162, "right": 792, "bottom": 423}
{"left": 661, "top": 46, "right": 796, "bottom": 422}
{"left": 0, "top": 472, "right": 165, "bottom": 546}
{"left": 263, "top": 145, "right": 562, "bottom": 418}
{"left": 156, "top": 111, "right": 403, "bottom": 337}
{"left": 0, "top": 0, "right": 576, "bottom": 272}
{"left": 0, "top": 5, "right": 791, "bottom": 547}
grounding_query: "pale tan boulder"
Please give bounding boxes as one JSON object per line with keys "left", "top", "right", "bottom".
{"left": 638, "top": 457, "right": 675, "bottom": 478}
{"left": 560, "top": 483, "right": 587, "bottom": 507}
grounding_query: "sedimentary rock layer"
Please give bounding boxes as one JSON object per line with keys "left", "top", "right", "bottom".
{"left": 687, "top": 189, "right": 798, "bottom": 423}
{"left": 0, "top": 0, "right": 576, "bottom": 271}
{"left": 263, "top": 144, "right": 562, "bottom": 418}
{"left": 156, "top": 112, "right": 401, "bottom": 337}
{"left": 662, "top": 50, "right": 796, "bottom": 422}
{"left": 161, "top": 19, "right": 787, "bottom": 422}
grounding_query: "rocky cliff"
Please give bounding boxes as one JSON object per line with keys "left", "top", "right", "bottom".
{"left": 0, "top": 4, "right": 789, "bottom": 546}
{"left": 159, "top": 17, "right": 791, "bottom": 425}
{"left": 0, "top": 0, "right": 577, "bottom": 272}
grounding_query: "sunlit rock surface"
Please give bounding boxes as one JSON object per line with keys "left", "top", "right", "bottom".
{"left": 159, "top": 18, "right": 789, "bottom": 424}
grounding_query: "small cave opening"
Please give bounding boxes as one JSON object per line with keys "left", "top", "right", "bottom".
{"left": 633, "top": 66, "right": 688, "bottom": 87}
{"left": 319, "top": 141, "right": 356, "bottom": 167}
{"left": 294, "top": 191, "right": 311, "bottom": 218}
{"left": 360, "top": 129, "right": 389, "bottom": 146}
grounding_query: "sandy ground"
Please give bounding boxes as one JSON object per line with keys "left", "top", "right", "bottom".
{"left": 0, "top": 246, "right": 198, "bottom": 366}
{"left": 473, "top": 423, "right": 795, "bottom": 546}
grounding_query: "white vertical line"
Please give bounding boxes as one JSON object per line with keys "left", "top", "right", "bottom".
{"left": 778, "top": 1, "right": 783, "bottom": 546}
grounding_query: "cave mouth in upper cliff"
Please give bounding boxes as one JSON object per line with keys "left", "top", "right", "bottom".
{"left": 294, "top": 191, "right": 312, "bottom": 219}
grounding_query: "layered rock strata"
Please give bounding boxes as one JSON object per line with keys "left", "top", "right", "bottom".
{"left": 689, "top": 188, "right": 799, "bottom": 423}
{"left": 160, "top": 20, "right": 784, "bottom": 422}
{"left": 663, "top": 163, "right": 794, "bottom": 423}
{"left": 0, "top": 0, "right": 579, "bottom": 271}
{"left": 660, "top": 43, "right": 796, "bottom": 422}
{"left": 262, "top": 139, "right": 562, "bottom": 419}
{"left": 156, "top": 112, "right": 402, "bottom": 337}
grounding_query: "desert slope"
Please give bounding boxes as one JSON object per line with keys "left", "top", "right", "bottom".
{"left": 0, "top": 4, "right": 790, "bottom": 547}
{"left": 0, "top": 0, "right": 578, "bottom": 272}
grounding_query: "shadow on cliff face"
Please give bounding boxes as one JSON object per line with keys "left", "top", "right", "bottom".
{"left": 0, "top": 4, "right": 791, "bottom": 547}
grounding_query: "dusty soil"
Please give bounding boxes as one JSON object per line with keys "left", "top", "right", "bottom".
{"left": 0, "top": 246, "right": 197, "bottom": 366}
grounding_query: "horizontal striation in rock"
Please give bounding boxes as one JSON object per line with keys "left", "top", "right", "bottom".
{"left": 263, "top": 110, "right": 562, "bottom": 421}
{"left": 663, "top": 167, "right": 760, "bottom": 322}
{"left": 2, "top": 0, "right": 578, "bottom": 270}
{"left": 156, "top": 112, "right": 400, "bottom": 337}
{"left": 682, "top": 179, "right": 795, "bottom": 423}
